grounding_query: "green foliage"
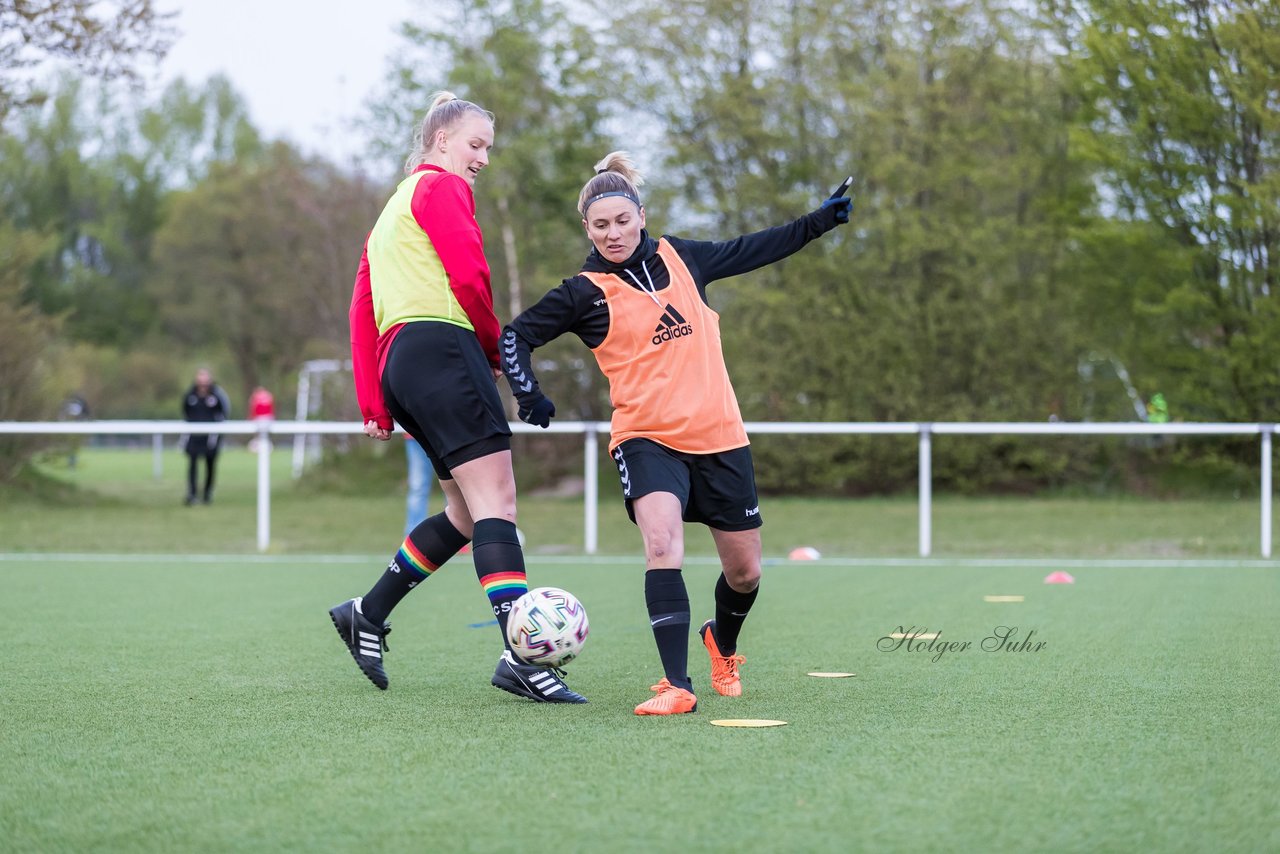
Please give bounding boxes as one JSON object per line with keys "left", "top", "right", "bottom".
{"left": 0, "top": 223, "right": 59, "bottom": 480}
{"left": 1056, "top": 0, "right": 1280, "bottom": 421}
{"left": 602, "top": 0, "right": 1096, "bottom": 490}
{"left": 2, "top": 0, "right": 1278, "bottom": 497}
{"left": 381, "top": 0, "right": 618, "bottom": 417}
{"left": 48, "top": 342, "right": 196, "bottom": 419}
{"left": 0, "top": 75, "right": 264, "bottom": 348}
{"left": 0, "top": 0, "right": 174, "bottom": 120}
{"left": 149, "top": 142, "right": 385, "bottom": 396}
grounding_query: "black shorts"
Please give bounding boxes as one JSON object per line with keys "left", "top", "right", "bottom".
{"left": 610, "top": 438, "right": 762, "bottom": 532}
{"left": 382, "top": 321, "right": 510, "bottom": 481}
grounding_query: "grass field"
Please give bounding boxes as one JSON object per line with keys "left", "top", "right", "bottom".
{"left": 2, "top": 449, "right": 1279, "bottom": 851}
{"left": 1, "top": 556, "right": 1277, "bottom": 852}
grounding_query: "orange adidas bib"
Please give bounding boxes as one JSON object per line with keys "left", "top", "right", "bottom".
{"left": 582, "top": 239, "right": 748, "bottom": 453}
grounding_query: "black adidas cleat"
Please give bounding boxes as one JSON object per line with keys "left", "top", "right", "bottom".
{"left": 491, "top": 650, "right": 587, "bottom": 703}
{"left": 329, "top": 597, "right": 391, "bottom": 690}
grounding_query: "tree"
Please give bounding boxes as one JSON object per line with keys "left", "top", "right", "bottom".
{"left": 150, "top": 142, "right": 385, "bottom": 396}
{"left": 604, "top": 0, "right": 1093, "bottom": 492}
{"left": 1053, "top": 0, "right": 1280, "bottom": 422}
{"left": 376, "top": 0, "right": 617, "bottom": 483}
{"left": 0, "top": 224, "right": 59, "bottom": 480}
{"left": 0, "top": 0, "right": 174, "bottom": 121}
{"left": 0, "top": 75, "right": 262, "bottom": 346}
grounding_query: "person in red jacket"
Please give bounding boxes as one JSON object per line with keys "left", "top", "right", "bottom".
{"left": 330, "top": 91, "right": 584, "bottom": 703}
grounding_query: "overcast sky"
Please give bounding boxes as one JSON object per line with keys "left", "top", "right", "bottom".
{"left": 150, "top": 0, "right": 419, "bottom": 163}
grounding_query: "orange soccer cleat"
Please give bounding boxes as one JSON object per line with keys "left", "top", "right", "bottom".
{"left": 700, "top": 620, "right": 746, "bottom": 697}
{"left": 634, "top": 678, "right": 698, "bottom": 716}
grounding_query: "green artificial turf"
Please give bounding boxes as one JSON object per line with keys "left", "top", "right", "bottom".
{"left": 2, "top": 557, "right": 1277, "bottom": 852}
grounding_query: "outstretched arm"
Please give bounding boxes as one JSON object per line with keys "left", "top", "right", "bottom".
{"left": 675, "top": 197, "right": 851, "bottom": 285}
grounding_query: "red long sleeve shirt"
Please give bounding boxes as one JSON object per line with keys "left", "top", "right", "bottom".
{"left": 349, "top": 165, "right": 499, "bottom": 430}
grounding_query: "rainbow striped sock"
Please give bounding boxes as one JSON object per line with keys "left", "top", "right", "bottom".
{"left": 472, "top": 518, "right": 528, "bottom": 646}
{"left": 480, "top": 570, "right": 528, "bottom": 606}
{"left": 394, "top": 536, "right": 441, "bottom": 581}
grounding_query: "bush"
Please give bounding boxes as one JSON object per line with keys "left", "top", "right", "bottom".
{"left": 0, "top": 227, "right": 60, "bottom": 481}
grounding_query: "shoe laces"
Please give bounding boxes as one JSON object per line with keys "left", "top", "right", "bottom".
{"left": 718, "top": 653, "right": 745, "bottom": 672}
{"left": 376, "top": 622, "right": 391, "bottom": 652}
{"left": 649, "top": 678, "right": 680, "bottom": 695}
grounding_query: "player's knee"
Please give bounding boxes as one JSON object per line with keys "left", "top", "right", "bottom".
{"left": 724, "top": 561, "right": 760, "bottom": 591}
{"left": 645, "top": 534, "right": 683, "bottom": 564}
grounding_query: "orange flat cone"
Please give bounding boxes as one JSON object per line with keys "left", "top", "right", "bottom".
{"left": 789, "top": 546, "right": 821, "bottom": 561}
{"left": 1044, "top": 571, "right": 1075, "bottom": 584}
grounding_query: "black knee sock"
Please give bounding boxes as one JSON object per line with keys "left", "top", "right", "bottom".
{"left": 472, "top": 518, "right": 528, "bottom": 650}
{"left": 645, "top": 568, "right": 692, "bottom": 691}
{"left": 713, "top": 573, "right": 759, "bottom": 654}
{"left": 362, "top": 512, "right": 469, "bottom": 625}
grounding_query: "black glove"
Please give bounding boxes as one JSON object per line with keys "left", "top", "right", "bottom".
{"left": 518, "top": 396, "right": 556, "bottom": 428}
{"left": 820, "top": 196, "right": 852, "bottom": 225}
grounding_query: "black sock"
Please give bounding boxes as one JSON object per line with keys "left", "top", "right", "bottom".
{"left": 645, "top": 568, "right": 692, "bottom": 691}
{"left": 713, "top": 573, "right": 759, "bottom": 654}
{"left": 362, "top": 512, "right": 469, "bottom": 625}
{"left": 472, "top": 518, "right": 528, "bottom": 650}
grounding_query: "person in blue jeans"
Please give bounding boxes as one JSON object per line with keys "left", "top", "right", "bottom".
{"left": 404, "top": 434, "right": 433, "bottom": 536}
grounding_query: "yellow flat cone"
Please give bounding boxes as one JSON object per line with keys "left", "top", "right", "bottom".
{"left": 710, "top": 719, "right": 788, "bottom": 728}
{"left": 807, "top": 672, "right": 855, "bottom": 678}
{"left": 984, "top": 595, "right": 1025, "bottom": 603}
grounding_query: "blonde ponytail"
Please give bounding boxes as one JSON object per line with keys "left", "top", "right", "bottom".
{"left": 404, "top": 90, "right": 495, "bottom": 174}
{"left": 578, "top": 151, "right": 645, "bottom": 217}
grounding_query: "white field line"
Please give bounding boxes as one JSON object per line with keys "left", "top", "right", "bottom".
{"left": 0, "top": 553, "right": 1278, "bottom": 569}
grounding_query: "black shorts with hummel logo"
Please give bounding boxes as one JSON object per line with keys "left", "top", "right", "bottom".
{"left": 610, "top": 438, "right": 762, "bottom": 532}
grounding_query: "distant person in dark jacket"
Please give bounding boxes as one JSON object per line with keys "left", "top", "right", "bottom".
{"left": 182, "top": 368, "right": 230, "bottom": 505}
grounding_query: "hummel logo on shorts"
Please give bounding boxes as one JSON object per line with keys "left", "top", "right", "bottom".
{"left": 613, "top": 447, "right": 632, "bottom": 497}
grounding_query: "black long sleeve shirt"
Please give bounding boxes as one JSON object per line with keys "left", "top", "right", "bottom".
{"left": 503, "top": 204, "right": 841, "bottom": 406}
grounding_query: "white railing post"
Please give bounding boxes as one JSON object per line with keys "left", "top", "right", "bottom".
{"left": 257, "top": 422, "right": 272, "bottom": 552}
{"left": 584, "top": 423, "right": 599, "bottom": 555}
{"left": 1262, "top": 425, "right": 1273, "bottom": 559}
{"left": 152, "top": 433, "right": 163, "bottom": 480}
{"left": 919, "top": 423, "right": 932, "bottom": 557}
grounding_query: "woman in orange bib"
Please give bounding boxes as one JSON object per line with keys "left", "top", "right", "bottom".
{"left": 503, "top": 152, "right": 851, "bottom": 715}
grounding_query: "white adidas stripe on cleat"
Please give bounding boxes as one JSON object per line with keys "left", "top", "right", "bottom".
{"left": 358, "top": 631, "right": 382, "bottom": 658}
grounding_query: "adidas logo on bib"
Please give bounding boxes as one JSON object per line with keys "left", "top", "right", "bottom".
{"left": 652, "top": 304, "right": 694, "bottom": 345}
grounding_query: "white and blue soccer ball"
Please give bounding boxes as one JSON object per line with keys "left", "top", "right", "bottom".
{"left": 506, "top": 587, "right": 589, "bottom": 668}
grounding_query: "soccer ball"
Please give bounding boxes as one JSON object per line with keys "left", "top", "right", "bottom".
{"left": 506, "top": 587, "right": 589, "bottom": 668}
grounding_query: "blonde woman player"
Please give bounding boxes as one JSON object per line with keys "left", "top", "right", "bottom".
{"left": 502, "top": 153, "right": 850, "bottom": 714}
{"left": 331, "top": 91, "right": 585, "bottom": 704}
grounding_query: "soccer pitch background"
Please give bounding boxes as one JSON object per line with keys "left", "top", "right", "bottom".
{"left": 2, "top": 554, "right": 1277, "bottom": 852}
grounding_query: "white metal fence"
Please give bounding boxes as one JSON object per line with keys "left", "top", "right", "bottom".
{"left": 1, "top": 420, "right": 1273, "bottom": 556}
